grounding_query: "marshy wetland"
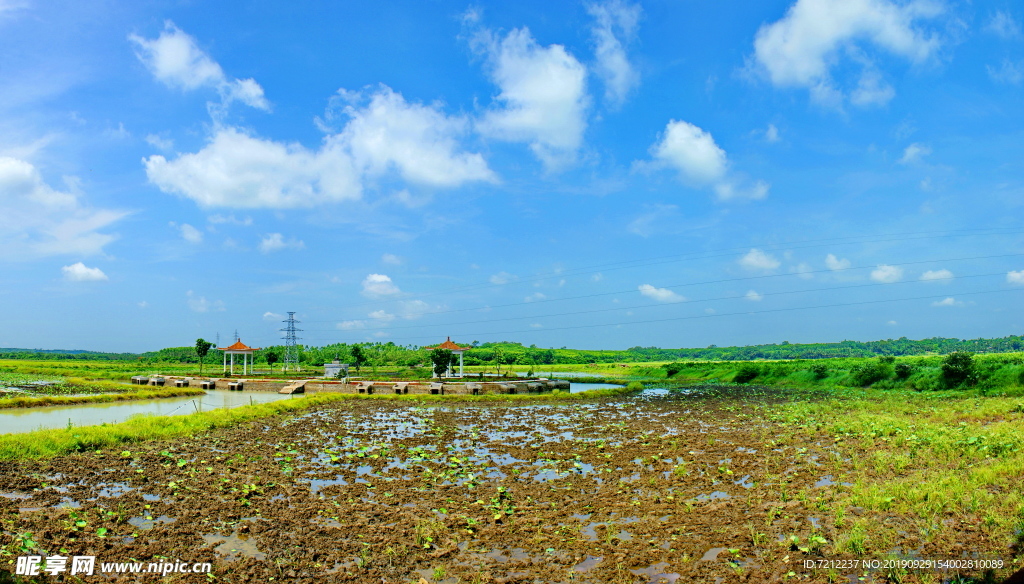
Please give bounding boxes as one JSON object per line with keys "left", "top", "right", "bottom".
{"left": 2, "top": 382, "right": 1022, "bottom": 583}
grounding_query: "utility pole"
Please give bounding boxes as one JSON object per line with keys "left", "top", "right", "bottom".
{"left": 281, "top": 312, "right": 302, "bottom": 372}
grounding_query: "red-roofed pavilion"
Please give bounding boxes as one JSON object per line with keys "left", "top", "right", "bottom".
{"left": 424, "top": 337, "right": 470, "bottom": 378}
{"left": 218, "top": 339, "right": 261, "bottom": 375}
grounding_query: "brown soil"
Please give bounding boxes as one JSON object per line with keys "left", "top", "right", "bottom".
{"left": 0, "top": 386, "right": 1015, "bottom": 583}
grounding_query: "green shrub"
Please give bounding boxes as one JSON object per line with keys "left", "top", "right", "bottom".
{"left": 894, "top": 362, "right": 913, "bottom": 380}
{"left": 626, "top": 381, "right": 644, "bottom": 391}
{"left": 733, "top": 364, "right": 760, "bottom": 384}
{"left": 941, "top": 352, "right": 977, "bottom": 388}
{"left": 809, "top": 363, "right": 828, "bottom": 380}
{"left": 663, "top": 363, "right": 684, "bottom": 378}
{"left": 851, "top": 359, "right": 892, "bottom": 386}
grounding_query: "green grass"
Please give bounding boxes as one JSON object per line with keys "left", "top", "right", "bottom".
{"left": 0, "top": 387, "right": 205, "bottom": 409}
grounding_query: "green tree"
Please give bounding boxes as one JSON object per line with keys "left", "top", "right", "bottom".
{"left": 351, "top": 345, "right": 365, "bottom": 373}
{"left": 195, "top": 338, "right": 214, "bottom": 375}
{"left": 430, "top": 348, "right": 454, "bottom": 379}
{"left": 265, "top": 350, "right": 280, "bottom": 374}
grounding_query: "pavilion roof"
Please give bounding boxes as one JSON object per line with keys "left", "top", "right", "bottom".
{"left": 425, "top": 336, "right": 470, "bottom": 351}
{"left": 217, "top": 339, "right": 260, "bottom": 352}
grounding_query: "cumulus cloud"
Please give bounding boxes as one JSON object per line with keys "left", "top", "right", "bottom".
{"left": 258, "top": 233, "right": 304, "bottom": 253}
{"left": 898, "top": 142, "right": 931, "bottom": 164}
{"left": 752, "top": 0, "right": 943, "bottom": 107}
{"left": 1008, "top": 270, "right": 1024, "bottom": 285}
{"left": 179, "top": 223, "right": 203, "bottom": 243}
{"left": 645, "top": 120, "right": 769, "bottom": 201}
{"left": 745, "top": 290, "right": 764, "bottom": 301}
{"left": 129, "top": 21, "right": 269, "bottom": 111}
{"left": 186, "top": 290, "right": 224, "bottom": 312}
{"left": 61, "top": 262, "right": 108, "bottom": 282}
{"left": 369, "top": 310, "right": 396, "bottom": 322}
{"left": 0, "top": 157, "right": 128, "bottom": 260}
{"left": 361, "top": 273, "right": 400, "bottom": 297}
{"left": 871, "top": 264, "right": 903, "bottom": 283}
{"left": 489, "top": 271, "right": 517, "bottom": 285}
{"left": 825, "top": 253, "right": 851, "bottom": 270}
{"left": 470, "top": 24, "right": 589, "bottom": 169}
{"left": 263, "top": 311, "right": 284, "bottom": 321}
{"left": 524, "top": 292, "right": 547, "bottom": 302}
{"left": 931, "top": 297, "right": 963, "bottom": 307}
{"left": 739, "top": 248, "right": 781, "bottom": 271}
{"left": 638, "top": 284, "right": 686, "bottom": 303}
{"left": 337, "top": 320, "right": 366, "bottom": 330}
{"left": 587, "top": 0, "right": 641, "bottom": 107}
{"left": 144, "top": 86, "right": 494, "bottom": 209}
{"left": 920, "top": 269, "right": 953, "bottom": 282}
{"left": 764, "top": 123, "right": 780, "bottom": 143}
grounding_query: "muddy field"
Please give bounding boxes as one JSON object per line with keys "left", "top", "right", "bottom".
{"left": 1, "top": 387, "right": 1016, "bottom": 583}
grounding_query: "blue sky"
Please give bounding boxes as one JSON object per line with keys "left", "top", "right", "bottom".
{"left": 1, "top": 0, "right": 1022, "bottom": 353}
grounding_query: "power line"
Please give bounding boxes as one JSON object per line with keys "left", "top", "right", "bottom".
{"left": 301, "top": 252, "right": 1024, "bottom": 328}
{"left": 300, "top": 270, "right": 1012, "bottom": 333}
{"left": 301, "top": 227, "right": 1024, "bottom": 317}
{"left": 304, "top": 287, "right": 1018, "bottom": 344}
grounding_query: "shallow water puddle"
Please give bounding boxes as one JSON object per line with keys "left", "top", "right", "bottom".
{"left": 202, "top": 531, "right": 266, "bottom": 561}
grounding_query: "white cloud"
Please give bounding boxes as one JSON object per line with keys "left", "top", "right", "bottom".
{"left": 898, "top": 142, "right": 931, "bottom": 164}
{"left": 471, "top": 25, "right": 589, "bottom": 169}
{"left": 764, "top": 123, "right": 780, "bottom": 143}
{"left": 489, "top": 271, "right": 517, "bottom": 285}
{"left": 369, "top": 310, "right": 395, "bottom": 322}
{"left": 525, "top": 292, "right": 546, "bottom": 302}
{"left": 987, "top": 59, "right": 1024, "bottom": 85}
{"left": 587, "top": 0, "right": 641, "bottom": 107}
{"left": 871, "top": 264, "right": 903, "bottom": 283}
{"left": 739, "top": 248, "right": 781, "bottom": 271}
{"left": 529, "top": 323, "right": 543, "bottom": 328}
{"left": 179, "top": 223, "right": 203, "bottom": 244}
{"left": 144, "top": 86, "right": 493, "bottom": 209}
{"left": 361, "top": 273, "right": 400, "bottom": 297}
{"left": 792, "top": 262, "right": 814, "bottom": 279}
{"left": 263, "top": 311, "right": 284, "bottom": 322}
{"left": 986, "top": 10, "right": 1022, "bottom": 39}
{"left": 1008, "top": 270, "right": 1024, "bottom": 285}
{"left": 0, "top": 157, "right": 127, "bottom": 260}
{"left": 646, "top": 120, "right": 769, "bottom": 201}
{"left": 825, "top": 253, "right": 851, "bottom": 270}
{"left": 592, "top": 272, "right": 604, "bottom": 282}
{"left": 745, "top": 290, "right": 764, "bottom": 301}
{"left": 381, "top": 253, "right": 402, "bottom": 265}
{"left": 137, "top": 301, "right": 148, "bottom": 308}
{"left": 931, "top": 297, "right": 963, "bottom": 307}
{"left": 920, "top": 269, "right": 953, "bottom": 282}
{"left": 186, "top": 290, "right": 224, "bottom": 313}
{"left": 649, "top": 120, "right": 726, "bottom": 185}
{"left": 145, "top": 134, "right": 174, "bottom": 152}
{"left": 887, "top": 320, "right": 897, "bottom": 325}
{"left": 850, "top": 69, "right": 895, "bottom": 107}
{"left": 258, "top": 233, "right": 304, "bottom": 253}
{"left": 129, "top": 21, "right": 269, "bottom": 111}
{"left": 337, "top": 320, "right": 366, "bottom": 330}
{"left": 638, "top": 284, "right": 686, "bottom": 303}
{"left": 398, "top": 300, "right": 435, "bottom": 320}
{"left": 752, "top": 0, "right": 943, "bottom": 107}
{"left": 61, "top": 262, "right": 107, "bottom": 282}
{"left": 208, "top": 214, "right": 252, "bottom": 226}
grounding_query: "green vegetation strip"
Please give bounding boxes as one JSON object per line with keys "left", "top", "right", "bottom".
{"left": 772, "top": 387, "right": 1024, "bottom": 558}
{"left": 0, "top": 387, "right": 206, "bottom": 410}
{"left": 0, "top": 385, "right": 638, "bottom": 460}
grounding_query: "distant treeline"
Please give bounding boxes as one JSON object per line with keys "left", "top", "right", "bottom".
{"left": 2, "top": 335, "right": 1023, "bottom": 366}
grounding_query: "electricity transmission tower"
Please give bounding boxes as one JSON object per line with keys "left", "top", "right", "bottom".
{"left": 281, "top": 312, "right": 302, "bottom": 371}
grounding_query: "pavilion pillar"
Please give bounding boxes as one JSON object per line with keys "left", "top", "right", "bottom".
{"left": 459, "top": 352, "right": 464, "bottom": 378}
{"left": 222, "top": 351, "right": 226, "bottom": 373}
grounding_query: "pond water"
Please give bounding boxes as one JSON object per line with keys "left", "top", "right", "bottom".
{"left": 0, "top": 390, "right": 295, "bottom": 435}
{"left": 569, "top": 382, "right": 625, "bottom": 393}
